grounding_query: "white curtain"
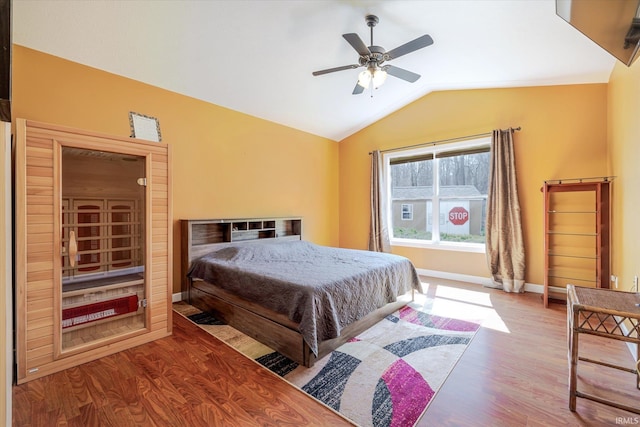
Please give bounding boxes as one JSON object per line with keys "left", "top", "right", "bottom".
{"left": 486, "top": 129, "right": 525, "bottom": 293}
{"left": 369, "top": 150, "right": 391, "bottom": 252}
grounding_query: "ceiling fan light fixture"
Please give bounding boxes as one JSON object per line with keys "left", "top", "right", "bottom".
{"left": 357, "top": 69, "right": 372, "bottom": 88}
{"left": 358, "top": 67, "right": 387, "bottom": 90}
{"left": 372, "top": 68, "right": 387, "bottom": 89}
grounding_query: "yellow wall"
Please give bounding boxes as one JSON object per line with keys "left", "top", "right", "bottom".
{"left": 339, "top": 85, "right": 608, "bottom": 286}
{"left": 8, "top": 46, "right": 622, "bottom": 293}
{"left": 11, "top": 46, "right": 340, "bottom": 294}
{"left": 608, "top": 58, "right": 640, "bottom": 292}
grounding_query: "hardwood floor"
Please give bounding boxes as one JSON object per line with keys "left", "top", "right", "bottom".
{"left": 418, "top": 278, "right": 639, "bottom": 426}
{"left": 12, "top": 313, "right": 354, "bottom": 426}
{"left": 13, "top": 278, "right": 640, "bottom": 426}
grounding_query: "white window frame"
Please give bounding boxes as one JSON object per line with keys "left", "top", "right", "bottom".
{"left": 401, "top": 203, "right": 413, "bottom": 220}
{"left": 383, "top": 137, "right": 491, "bottom": 253}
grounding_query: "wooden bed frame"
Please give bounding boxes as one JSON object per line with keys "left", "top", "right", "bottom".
{"left": 180, "top": 217, "right": 413, "bottom": 367}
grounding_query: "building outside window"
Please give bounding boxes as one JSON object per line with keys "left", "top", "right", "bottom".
{"left": 385, "top": 137, "right": 490, "bottom": 248}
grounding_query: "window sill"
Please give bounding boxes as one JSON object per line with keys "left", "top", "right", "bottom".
{"left": 391, "top": 238, "right": 486, "bottom": 254}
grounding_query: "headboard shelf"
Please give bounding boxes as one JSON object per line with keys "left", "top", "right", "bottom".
{"left": 180, "top": 217, "right": 303, "bottom": 299}
{"left": 184, "top": 217, "right": 301, "bottom": 246}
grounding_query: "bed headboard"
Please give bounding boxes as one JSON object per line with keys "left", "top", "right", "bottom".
{"left": 180, "top": 217, "right": 302, "bottom": 295}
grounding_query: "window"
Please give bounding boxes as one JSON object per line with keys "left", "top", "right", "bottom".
{"left": 401, "top": 204, "right": 413, "bottom": 220}
{"left": 385, "top": 137, "right": 490, "bottom": 249}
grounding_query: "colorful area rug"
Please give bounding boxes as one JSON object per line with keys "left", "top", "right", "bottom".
{"left": 174, "top": 294, "right": 480, "bottom": 427}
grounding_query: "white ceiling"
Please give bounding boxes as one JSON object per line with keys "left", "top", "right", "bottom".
{"left": 12, "top": 0, "right": 616, "bottom": 141}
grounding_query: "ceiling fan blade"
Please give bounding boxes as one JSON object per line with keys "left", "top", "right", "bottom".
{"left": 343, "top": 33, "right": 371, "bottom": 57}
{"left": 385, "top": 65, "right": 421, "bottom": 83}
{"left": 386, "top": 34, "right": 434, "bottom": 60}
{"left": 352, "top": 82, "right": 365, "bottom": 95}
{"left": 312, "top": 64, "right": 359, "bottom": 76}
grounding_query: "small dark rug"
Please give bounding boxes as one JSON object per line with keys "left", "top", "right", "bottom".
{"left": 186, "top": 311, "right": 225, "bottom": 325}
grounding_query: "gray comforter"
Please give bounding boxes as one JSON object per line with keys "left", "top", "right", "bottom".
{"left": 188, "top": 240, "right": 422, "bottom": 356}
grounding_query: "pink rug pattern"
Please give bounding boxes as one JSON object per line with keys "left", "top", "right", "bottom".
{"left": 257, "top": 301, "right": 481, "bottom": 427}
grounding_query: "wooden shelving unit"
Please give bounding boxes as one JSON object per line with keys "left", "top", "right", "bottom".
{"left": 543, "top": 178, "right": 611, "bottom": 307}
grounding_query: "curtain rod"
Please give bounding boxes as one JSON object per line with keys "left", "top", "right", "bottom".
{"left": 369, "top": 127, "right": 521, "bottom": 155}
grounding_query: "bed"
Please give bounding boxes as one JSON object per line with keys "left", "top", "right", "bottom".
{"left": 181, "top": 218, "right": 422, "bottom": 367}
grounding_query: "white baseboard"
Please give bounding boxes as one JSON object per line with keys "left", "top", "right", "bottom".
{"left": 415, "top": 268, "right": 492, "bottom": 287}
{"left": 172, "top": 292, "right": 182, "bottom": 303}
{"left": 415, "top": 268, "right": 548, "bottom": 294}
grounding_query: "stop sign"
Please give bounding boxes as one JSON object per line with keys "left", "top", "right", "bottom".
{"left": 449, "top": 207, "right": 469, "bottom": 225}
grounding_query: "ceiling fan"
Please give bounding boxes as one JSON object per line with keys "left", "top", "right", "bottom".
{"left": 312, "top": 14, "right": 434, "bottom": 95}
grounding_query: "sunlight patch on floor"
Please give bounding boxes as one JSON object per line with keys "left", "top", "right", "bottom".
{"left": 416, "top": 283, "right": 511, "bottom": 333}
{"left": 433, "top": 285, "right": 493, "bottom": 307}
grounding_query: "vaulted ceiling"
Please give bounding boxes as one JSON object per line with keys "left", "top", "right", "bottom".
{"left": 13, "top": 0, "right": 616, "bottom": 141}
